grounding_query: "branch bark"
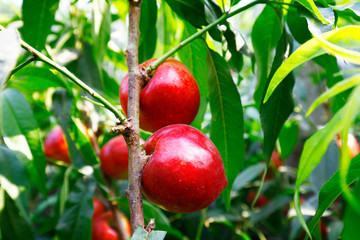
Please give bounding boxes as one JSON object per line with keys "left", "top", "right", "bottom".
{"left": 125, "top": 0, "right": 146, "bottom": 233}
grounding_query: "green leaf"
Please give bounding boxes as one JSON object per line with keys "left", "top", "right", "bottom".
{"left": 232, "top": 163, "right": 266, "bottom": 192}
{"left": 139, "top": 0, "right": 158, "bottom": 63}
{"left": 313, "top": 55, "right": 348, "bottom": 114}
{"left": 342, "top": 180, "right": 360, "bottom": 239}
{"left": 207, "top": 50, "right": 245, "bottom": 209}
{"left": 56, "top": 178, "right": 95, "bottom": 240}
{"left": 261, "top": 31, "right": 295, "bottom": 165}
{"left": 178, "top": 21, "right": 208, "bottom": 129}
{"left": 252, "top": 5, "right": 282, "bottom": 107}
{"left": 8, "top": 66, "right": 71, "bottom": 92}
{"left": 131, "top": 226, "right": 167, "bottom": 240}
{"left": 0, "top": 88, "right": 47, "bottom": 197}
{"left": 333, "top": 2, "right": 360, "bottom": 20}
{"left": 72, "top": 118, "right": 98, "bottom": 166}
{"left": 21, "top": 0, "right": 60, "bottom": 50}
{"left": 307, "top": 154, "right": 360, "bottom": 234}
{"left": 296, "top": 0, "right": 329, "bottom": 23}
{"left": 307, "top": 74, "right": 360, "bottom": 116}
{"left": 165, "top": 0, "right": 207, "bottom": 28}
{"left": 309, "top": 26, "right": 360, "bottom": 65}
{"left": 264, "top": 25, "right": 360, "bottom": 103}
{"left": 294, "top": 84, "right": 360, "bottom": 238}
{"left": 52, "top": 90, "right": 87, "bottom": 169}
{"left": 132, "top": 226, "right": 147, "bottom": 239}
{"left": 278, "top": 120, "right": 299, "bottom": 159}
{"left": 0, "top": 146, "right": 30, "bottom": 219}
{"left": 0, "top": 190, "right": 35, "bottom": 240}
{"left": 92, "top": 0, "right": 111, "bottom": 86}
{"left": 250, "top": 195, "right": 293, "bottom": 223}
{"left": 0, "top": 29, "right": 21, "bottom": 88}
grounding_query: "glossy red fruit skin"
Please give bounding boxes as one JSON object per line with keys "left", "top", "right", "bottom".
{"left": 142, "top": 124, "right": 228, "bottom": 213}
{"left": 336, "top": 134, "right": 360, "bottom": 158}
{"left": 100, "top": 136, "right": 129, "bottom": 180}
{"left": 92, "top": 212, "right": 118, "bottom": 240}
{"left": 44, "top": 126, "right": 70, "bottom": 163}
{"left": 92, "top": 198, "right": 105, "bottom": 221}
{"left": 119, "top": 58, "right": 200, "bottom": 133}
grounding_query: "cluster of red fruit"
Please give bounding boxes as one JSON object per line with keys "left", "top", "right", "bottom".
{"left": 44, "top": 58, "right": 228, "bottom": 215}
{"left": 92, "top": 198, "right": 131, "bottom": 240}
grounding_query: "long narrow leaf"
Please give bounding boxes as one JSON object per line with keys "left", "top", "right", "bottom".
{"left": 207, "top": 50, "right": 245, "bottom": 209}
{"left": 264, "top": 26, "right": 360, "bottom": 103}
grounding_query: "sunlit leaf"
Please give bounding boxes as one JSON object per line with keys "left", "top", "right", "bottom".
{"left": 92, "top": 0, "right": 111, "bottom": 86}
{"left": 0, "top": 29, "right": 21, "bottom": 88}
{"left": 307, "top": 75, "right": 360, "bottom": 116}
{"left": 0, "top": 146, "right": 30, "bottom": 219}
{"left": 0, "top": 88, "right": 47, "bottom": 197}
{"left": 264, "top": 26, "right": 360, "bottom": 103}
{"left": 207, "top": 50, "right": 245, "bottom": 209}
{"left": 296, "top": 0, "right": 329, "bottom": 23}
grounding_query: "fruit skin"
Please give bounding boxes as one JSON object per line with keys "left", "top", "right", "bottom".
{"left": 92, "top": 210, "right": 131, "bottom": 240}
{"left": 44, "top": 126, "right": 70, "bottom": 164}
{"left": 119, "top": 58, "right": 200, "bottom": 133}
{"left": 92, "top": 211, "right": 118, "bottom": 240}
{"left": 142, "top": 124, "right": 228, "bottom": 213}
{"left": 92, "top": 197, "right": 105, "bottom": 221}
{"left": 100, "top": 136, "right": 129, "bottom": 180}
{"left": 336, "top": 133, "right": 360, "bottom": 158}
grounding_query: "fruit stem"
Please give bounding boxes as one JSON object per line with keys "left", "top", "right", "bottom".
{"left": 0, "top": 24, "right": 127, "bottom": 123}
{"left": 145, "top": 0, "right": 267, "bottom": 73}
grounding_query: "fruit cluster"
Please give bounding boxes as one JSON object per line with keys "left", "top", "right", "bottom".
{"left": 92, "top": 198, "right": 131, "bottom": 240}
{"left": 43, "top": 58, "right": 227, "bottom": 216}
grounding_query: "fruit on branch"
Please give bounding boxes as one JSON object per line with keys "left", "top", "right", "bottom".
{"left": 246, "top": 190, "right": 268, "bottom": 207}
{"left": 44, "top": 126, "right": 70, "bottom": 164}
{"left": 100, "top": 136, "right": 129, "bottom": 180}
{"left": 92, "top": 209, "right": 131, "bottom": 240}
{"left": 119, "top": 58, "right": 200, "bottom": 132}
{"left": 142, "top": 124, "right": 227, "bottom": 213}
{"left": 100, "top": 136, "right": 144, "bottom": 180}
{"left": 336, "top": 133, "right": 360, "bottom": 158}
{"left": 92, "top": 197, "right": 105, "bottom": 220}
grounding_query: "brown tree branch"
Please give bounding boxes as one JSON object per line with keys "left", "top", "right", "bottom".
{"left": 124, "top": 0, "right": 146, "bottom": 233}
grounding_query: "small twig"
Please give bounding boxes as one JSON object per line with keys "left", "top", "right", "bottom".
{"left": 81, "top": 96, "right": 105, "bottom": 107}
{"left": 146, "top": 0, "right": 267, "bottom": 72}
{"left": 0, "top": 24, "right": 126, "bottom": 123}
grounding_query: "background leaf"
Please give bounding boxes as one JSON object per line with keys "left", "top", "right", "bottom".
{"left": 308, "top": 154, "right": 360, "bottom": 233}
{"left": 92, "top": 0, "right": 111, "bottom": 86}
{"left": 56, "top": 178, "right": 95, "bottom": 240}
{"left": 0, "top": 146, "right": 30, "bottom": 219}
{"left": 178, "top": 22, "right": 209, "bottom": 129}
{"left": 0, "top": 88, "right": 47, "bottom": 197}
{"left": 296, "top": 0, "right": 329, "bottom": 23}
{"left": 0, "top": 29, "right": 21, "bottom": 88}
{"left": 165, "top": 0, "right": 207, "bottom": 28}
{"left": 21, "top": 0, "right": 60, "bottom": 50}
{"left": 252, "top": 5, "right": 282, "bottom": 107}
{"left": 139, "top": 0, "right": 158, "bottom": 63}
{"left": 0, "top": 190, "right": 35, "bottom": 240}
{"left": 207, "top": 50, "right": 245, "bottom": 209}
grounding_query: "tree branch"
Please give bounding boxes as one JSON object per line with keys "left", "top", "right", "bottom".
{"left": 125, "top": 0, "right": 146, "bottom": 233}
